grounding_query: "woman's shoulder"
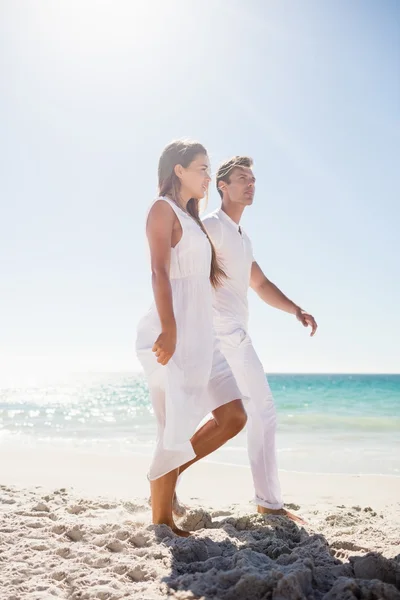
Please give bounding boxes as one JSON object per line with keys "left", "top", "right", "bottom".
{"left": 146, "top": 197, "right": 185, "bottom": 229}
{"left": 148, "top": 196, "right": 174, "bottom": 215}
{"left": 150, "top": 196, "right": 187, "bottom": 218}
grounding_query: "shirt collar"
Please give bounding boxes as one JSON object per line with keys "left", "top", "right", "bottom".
{"left": 218, "top": 208, "right": 242, "bottom": 233}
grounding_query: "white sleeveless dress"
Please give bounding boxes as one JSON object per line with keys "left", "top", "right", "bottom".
{"left": 136, "top": 197, "right": 242, "bottom": 480}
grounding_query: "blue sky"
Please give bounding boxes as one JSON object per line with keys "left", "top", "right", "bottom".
{"left": 1, "top": 0, "right": 399, "bottom": 377}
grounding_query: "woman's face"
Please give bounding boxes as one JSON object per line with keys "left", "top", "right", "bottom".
{"left": 177, "top": 153, "right": 211, "bottom": 200}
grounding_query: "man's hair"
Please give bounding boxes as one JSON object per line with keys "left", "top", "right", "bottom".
{"left": 216, "top": 156, "right": 253, "bottom": 198}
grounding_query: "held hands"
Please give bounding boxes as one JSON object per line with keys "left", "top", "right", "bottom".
{"left": 152, "top": 326, "right": 177, "bottom": 365}
{"left": 295, "top": 307, "right": 318, "bottom": 337}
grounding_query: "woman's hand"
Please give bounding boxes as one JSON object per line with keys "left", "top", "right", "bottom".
{"left": 152, "top": 326, "right": 177, "bottom": 365}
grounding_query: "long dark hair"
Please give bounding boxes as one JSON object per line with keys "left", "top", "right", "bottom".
{"left": 158, "top": 139, "right": 225, "bottom": 288}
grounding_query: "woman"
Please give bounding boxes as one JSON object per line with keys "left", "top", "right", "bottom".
{"left": 136, "top": 140, "right": 247, "bottom": 536}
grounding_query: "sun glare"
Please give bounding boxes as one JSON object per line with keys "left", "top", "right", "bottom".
{"left": 35, "top": 0, "right": 178, "bottom": 57}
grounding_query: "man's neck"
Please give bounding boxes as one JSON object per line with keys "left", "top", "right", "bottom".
{"left": 220, "top": 202, "right": 245, "bottom": 224}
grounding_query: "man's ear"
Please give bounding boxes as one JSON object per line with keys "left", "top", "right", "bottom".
{"left": 218, "top": 181, "right": 227, "bottom": 194}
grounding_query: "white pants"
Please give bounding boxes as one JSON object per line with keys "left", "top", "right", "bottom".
{"left": 218, "top": 328, "right": 283, "bottom": 510}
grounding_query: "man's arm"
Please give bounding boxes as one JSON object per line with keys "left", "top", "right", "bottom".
{"left": 250, "top": 261, "right": 318, "bottom": 336}
{"left": 250, "top": 261, "right": 297, "bottom": 313}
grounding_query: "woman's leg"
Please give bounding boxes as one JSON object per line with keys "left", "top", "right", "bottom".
{"left": 178, "top": 399, "right": 247, "bottom": 475}
{"left": 150, "top": 467, "right": 178, "bottom": 525}
{"left": 150, "top": 468, "right": 191, "bottom": 536}
{"left": 147, "top": 386, "right": 190, "bottom": 536}
{"left": 148, "top": 384, "right": 199, "bottom": 536}
{"left": 149, "top": 391, "right": 246, "bottom": 534}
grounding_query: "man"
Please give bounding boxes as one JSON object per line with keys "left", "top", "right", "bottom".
{"left": 202, "top": 156, "right": 317, "bottom": 523}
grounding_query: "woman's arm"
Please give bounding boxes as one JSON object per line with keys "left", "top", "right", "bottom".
{"left": 146, "top": 201, "right": 179, "bottom": 365}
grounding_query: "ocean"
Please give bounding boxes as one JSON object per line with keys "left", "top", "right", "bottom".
{"left": 1, "top": 373, "right": 399, "bottom": 476}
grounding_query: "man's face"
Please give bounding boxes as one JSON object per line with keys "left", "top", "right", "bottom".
{"left": 220, "top": 166, "right": 256, "bottom": 205}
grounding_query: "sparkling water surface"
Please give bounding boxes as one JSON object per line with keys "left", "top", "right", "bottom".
{"left": 1, "top": 373, "right": 399, "bottom": 475}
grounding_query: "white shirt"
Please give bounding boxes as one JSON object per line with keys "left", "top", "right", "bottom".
{"left": 202, "top": 208, "right": 254, "bottom": 333}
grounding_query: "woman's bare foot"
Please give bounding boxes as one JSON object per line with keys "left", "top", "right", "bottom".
{"left": 148, "top": 492, "right": 188, "bottom": 518}
{"left": 172, "top": 493, "right": 188, "bottom": 517}
{"left": 257, "top": 505, "right": 307, "bottom": 525}
{"left": 153, "top": 518, "right": 191, "bottom": 537}
{"left": 171, "top": 526, "right": 191, "bottom": 538}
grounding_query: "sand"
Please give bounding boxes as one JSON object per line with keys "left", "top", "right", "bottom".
{"left": 1, "top": 447, "right": 399, "bottom": 599}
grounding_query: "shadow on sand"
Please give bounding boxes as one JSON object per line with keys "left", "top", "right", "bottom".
{"left": 152, "top": 508, "right": 400, "bottom": 600}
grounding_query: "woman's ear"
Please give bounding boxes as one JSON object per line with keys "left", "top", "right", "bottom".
{"left": 174, "top": 164, "right": 184, "bottom": 180}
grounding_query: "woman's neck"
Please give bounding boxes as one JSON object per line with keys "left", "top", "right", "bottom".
{"left": 168, "top": 189, "right": 192, "bottom": 211}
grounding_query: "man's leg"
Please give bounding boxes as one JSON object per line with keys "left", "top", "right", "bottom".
{"left": 221, "top": 333, "right": 306, "bottom": 523}
{"left": 222, "top": 334, "right": 283, "bottom": 509}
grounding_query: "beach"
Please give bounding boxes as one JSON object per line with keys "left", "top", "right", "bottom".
{"left": 3, "top": 0, "right": 400, "bottom": 595}
{"left": 1, "top": 372, "right": 399, "bottom": 598}
{"left": 1, "top": 448, "right": 400, "bottom": 599}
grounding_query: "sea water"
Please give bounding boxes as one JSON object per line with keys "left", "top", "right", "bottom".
{"left": 1, "top": 372, "right": 399, "bottom": 475}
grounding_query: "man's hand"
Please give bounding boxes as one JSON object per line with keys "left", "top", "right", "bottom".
{"left": 295, "top": 308, "right": 318, "bottom": 337}
{"left": 250, "top": 262, "right": 318, "bottom": 336}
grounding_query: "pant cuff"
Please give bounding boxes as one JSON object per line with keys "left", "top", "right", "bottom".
{"left": 254, "top": 495, "right": 284, "bottom": 510}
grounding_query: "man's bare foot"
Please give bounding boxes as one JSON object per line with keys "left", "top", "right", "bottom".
{"left": 257, "top": 505, "right": 307, "bottom": 525}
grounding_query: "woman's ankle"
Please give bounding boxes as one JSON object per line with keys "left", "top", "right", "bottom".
{"left": 152, "top": 516, "right": 174, "bottom": 527}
